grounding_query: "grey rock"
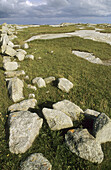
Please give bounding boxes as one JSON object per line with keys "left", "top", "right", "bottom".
{"left": 5, "top": 45, "right": 17, "bottom": 57}
{"left": 8, "top": 41, "right": 14, "bottom": 48}
{"left": 5, "top": 70, "right": 25, "bottom": 77}
{"left": 3, "top": 56, "right": 11, "bottom": 64}
{"left": 8, "top": 111, "right": 43, "bottom": 154}
{"left": 93, "top": 113, "right": 111, "bottom": 144}
{"left": 84, "top": 109, "right": 100, "bottom": 117}
{"left": 91, "top": 58, "right": 103, "bottom": 64}
{"left": 22, "top": 43, "right": 29, "bottom": 49}
{"left": 1, "top": 34, "right": 9, "bottom": 53}
{"left": 16, "top": 51, "right": 25, "bottom": 61}
{"left": 44, "top": 76, "right": 56, "bottom": 84}
{"left": 65, "top": 128, "right": 104, "bottom": 164}
{"left": 58, "top": 78, "right": 73, "bottom": 93}
{"left": 8, "top": 99, "right": 37, "bottom": 112}
{"left": 32, "top": 77, "right": 46, "bottom": 88}
{"left": 20, "top": 153, "right": 52, "bottom": 170}
{"left": 25, "top": 55, "right": 34, "bottom": 60}
{"left": 42, "top": 108, "right": 73, "bottom": 130}
{"left": 8, "top": 77, "right": 24, "bottom": 102}
{"left": 27, "top": 84, "right": 37, "bottom": 90}
{"left": 53, "top": 100, "right": 83, "bottom": 121}
{"left": 3, "top": 62, "right": 19, "bottom": 71}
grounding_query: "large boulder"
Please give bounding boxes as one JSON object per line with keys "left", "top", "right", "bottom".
{"left": 8, "top": 77, "right": 24, "bottom": 102}
{"left": 42, "top": 108, "right": 73, "bottom": 130}
{"left": 5, "top": 45, "right": 17, "bottom": 57}
{"left": 58, "top": 78, "right": 73, "bottom": 93}
{"left": 93, "top": 113, "right": 111, "bottom": 144}
{"left": 32, "top": 77, "right": 46, "bottom": 88}
{"left": 8, "top": 111, "right": 43, "bottom": 154}
{"left": 65, "top": 128, "right": 104, "bottom": 164}
{"left": 20, "top": 153, "right": 52, "bottom": 170}
{"left": 5, "top": 70, "right": 25, "bottom": 78}
{"left": 3, "top": 62, "right": 19, "bottom": 71}
{"left": 8, "top": 99, "right": 37, "bottom": 112}
{"left": 53, "top": 100, "right": 83, "bottom": 121}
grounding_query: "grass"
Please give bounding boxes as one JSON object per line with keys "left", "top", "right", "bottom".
{"left": 0, "top": 24, "right": 111, "bottom": 169}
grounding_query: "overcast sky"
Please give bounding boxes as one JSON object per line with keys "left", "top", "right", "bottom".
{"left": 0, "top": 0, "right": 111, "bottom": 25}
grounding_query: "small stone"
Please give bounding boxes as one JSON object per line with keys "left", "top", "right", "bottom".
{"left": 28, "top": 94, "right": 35, "bottom": 98}
{"left": 8, "top": 99, "right": 37, "bottom": 112}
{"left": 93, "top": 113, "right": 111, "bottom": 144}
{"left": 32, "top": 77, "right": 46, "bottom": 88}
{"left": 53, "top": 100, "right": 83, "bottom": 121}
{"left": 27, "top": 84, "right": 37, "bottom": 90}
{"left": 20, "top": 153, "right": 52, "bottom": 170}
{"left": 25, "top": 55, "right": 34, "bottom": 60}
{"left": 42, "top": 108, "right": 73, "bottom": 130}
{"left": 16, "top": 51, "right": 25, "bottom": 61}
{"left": 58, "top": 78, "right": 73, "bottom": 93}
{"left": 8, "top": 111, "right": 43, "bottom": 154}
{"left": 65, "top": 128, "right": 104, "bottom": 164}
{"left": 22, "top": 43, "right": 29, "bottom": 49}
{"left": 5, "top": 45, "right": 17, "bottom": 57}
{"left": 24, "top": 75, "right": 29, "bottom": 80}
{"left": 8, "top": 77, "right": 24, "bottom": 102}
{"left": 44, "top": 76, "right": 56, "bottom": 84}
{"left": 5, "top": 70, "right": 25, "bottom": 77}
{"left": 3, "top": 62, "right": 19, "bottom": 71}
{"left": 84, "top": 109, "right": 100, "bottom": 117}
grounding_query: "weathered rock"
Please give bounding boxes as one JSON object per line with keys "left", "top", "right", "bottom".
{"left": 5, "top": 70, "right": 25, "bottom": 77}
{"left": 58, "top": 78, "right": 73, "bottom": 93}
{"left": 27, "top": 84, "right": 37, "bottom": 90}
{"left": 25, "top": 55, "right": 34, "bottom": 60}
{"left": 3, "top": 61, "right": 19, "bottom": 71}
{"left": 5, "top": 45, "right": 17, "bottom": 57}
{"left": 8, "top": 77, "right": 24, "bottom": 102}
{"left": 8, "top": 99, "right": 37, "bottom": 112}
{"left": 44, "top": 76, "right": 56, "bottom": 84}
{"left": 8, "top": 41, "right": 14, "bottom": 48}
{"left": 16, "top": 51, "right": 25, "bottom": 61}
{"left": 8, "top": 111, "right": 43, "bottom": 154}
{"left": 16, "top": 49, "right": 27, "bottom": 55}
{"left": 53, "top": 100, "right": 83, "bottom": 121}
{"left": 65, "top": 128, "right": 104, "bottom": 164}
{"left": 42, "top": 108, "right": 73, "bottom": 130}
{"left": 91, "top": 58, "right": 103, "bottom": 64}
{"left": 3, "top": 56, "right": 11, "bottom": 64}
{"left": 32, "top": 77, "right": 46, "bottom": 88}
{"left": 93, "top": 113, "right": 111, "bottom": 144}
{"left": 1, "top": 34, "right": 9, "bottom": 53}
{"left": 22, "top": 43, "right": 29, "bottom": 49}
{"left": 20, "top": 153, "right": 52, "bottom": 170}
{"left": 84, "top": 109, "right": 100, "bottom": 117}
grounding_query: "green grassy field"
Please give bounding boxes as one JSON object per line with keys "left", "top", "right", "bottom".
{"left": 1, "top": 24, "right": 111, "bottom": 169}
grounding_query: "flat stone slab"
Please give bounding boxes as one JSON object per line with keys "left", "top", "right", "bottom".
{"left": 20, "top": 153, "right": 52, "bottom": 170}
{"left": 5, "top": 70, "right": 25, "bottom": 77}
{"left": 65, "top": 128, "right": 104, "bottom": 164}
{"left": 72, "top": 50, "right": 103, "bottom": 64}
{"left": 93, "top": 113, "right": 111, "bottom": 144}
{"left": 32, "top": 77, "right": 46, "bottom": 88}
{"left": 53, "top": 100, "right": 83, "bottom": 121}
{"left": 8, "top": 111, "right": 43, "bottom": 154}
{"left": 3, "top": 61, "right": 19, "bottom": 71}
{"left": 8, "top": 77, "right": 24, "bottom": 102}
{"left": 8, "top": 99, "right": 37, "bottom": 112}
{"left": 42, "top": 108, "right": 73, "bottom": 130}
{"left": 58, "top": 78, "right": 73, "bottom": 93}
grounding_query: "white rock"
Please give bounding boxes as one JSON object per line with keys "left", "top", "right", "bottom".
{"left": 84, "top": 109, "right": 100, "bottom": 117}
{"left": 32, "top": 77, "right": 46, "bottom": 88}
{"left": 22, "top": 43, "right": 29, "bottom": 49}
{"left": 8, "top": 77, "right": 24, "bottom": 102}
{"left": 8, "top": 99, "right": 37, "bottom": 112}
{"left": 5, "top": 45, "right": 17, "bottom": 57}
{"left": 8, "top": 111, "right": 43, "bottom": 154}
{"left": 27, "top": 84, "right": 37, "bottom": 90}
{"left": 25, "top": 55, "right": 34, "bottom": 60}
{"left": 44, "top": 76, "right": 56, "bottom": 84}
{"left": 16, "top": 49, "right": 27, "bottom": 55}
{"left": 58, "top": 78, "right": 73, "bottom": 93}
{"left": 28, "top": 94, "right": 35, "bottom": 98}
{"left": 8, "top": 41, "right": 14, "bottom": 48}
{"left": 3, "top": 56, "right": 11, "bottom": 64}
{"left": 16, "top": 51, "right": 25, "bottom": 61}
{"left": 5, "top": 70, "right": 25, "bottom": 77}
{"left": 42, "top": 108, "right": 73, "bottom": 130}
{"left": 53, "top": 100, "right": 83, "bottom": 121}
{"left": 4, "top": 62, "right": 19, "bottom": 71}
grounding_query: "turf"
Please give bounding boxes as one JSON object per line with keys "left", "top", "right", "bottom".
{"left": 0, "top": 24, "right": 111, "bottom": 169}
